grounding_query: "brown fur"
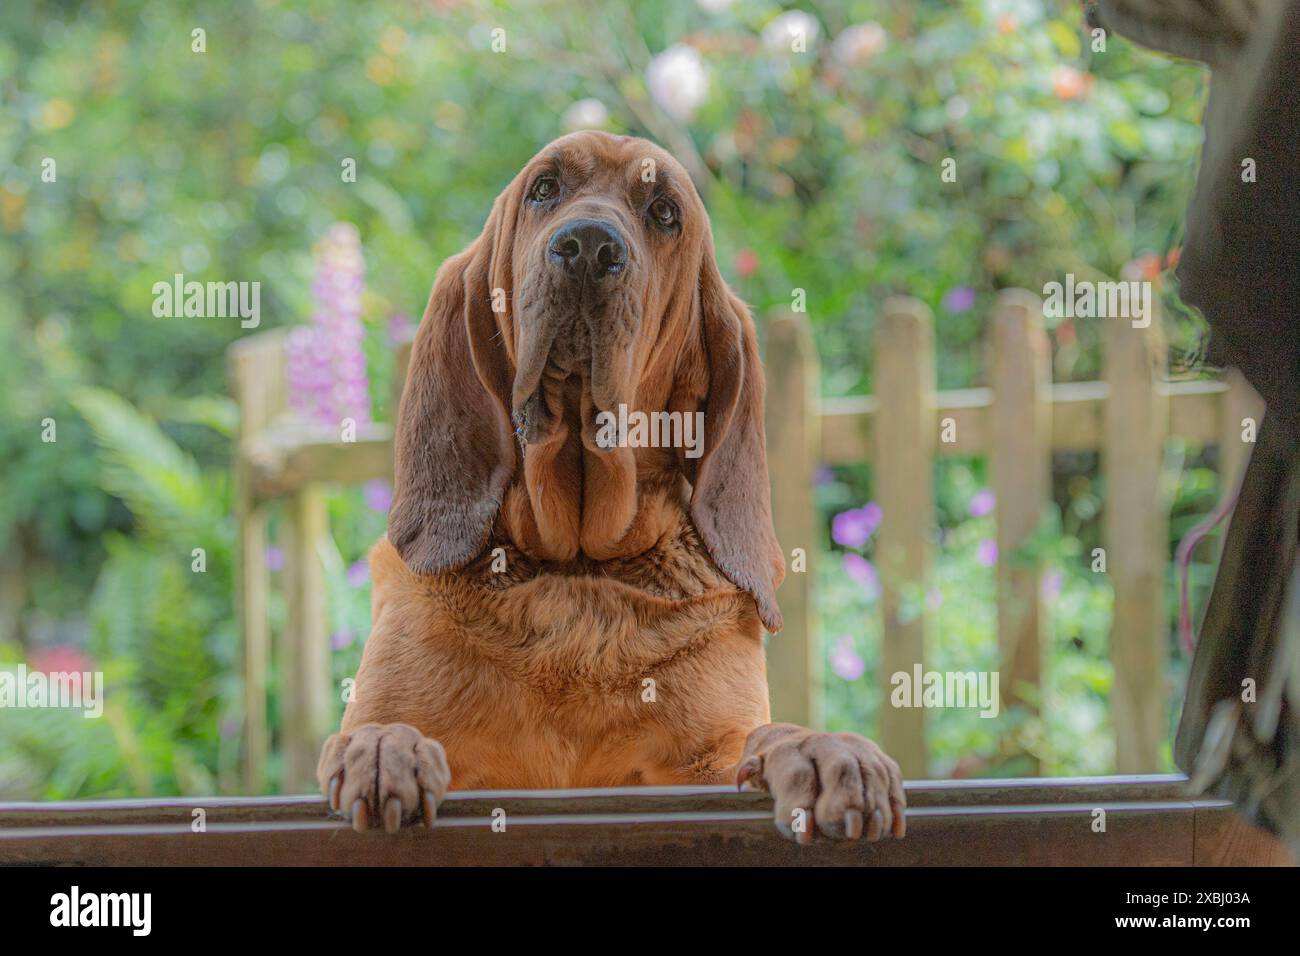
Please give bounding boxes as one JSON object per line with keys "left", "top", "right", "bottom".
{"left": 319, "top": 132, "right": 904, "bottom": 841}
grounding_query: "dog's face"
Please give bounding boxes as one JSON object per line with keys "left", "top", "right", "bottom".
{"left": 388, "top": 131, "right": 785, "bottom": 630}
{"left": 509, "top": 133, "right": 702, "bottom": 446}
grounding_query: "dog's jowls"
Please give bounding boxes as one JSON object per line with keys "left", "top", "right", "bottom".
{"left": 317, "top": 131, "right": 905, "bottom": 843}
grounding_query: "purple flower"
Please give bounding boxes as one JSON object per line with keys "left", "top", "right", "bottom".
{"left": 832, "top": 502, "right": 882, "bottom": 549}
{"left": 265, "top": 546, "right": 284, "bottom": 572}
{"left": 330, "top": 628, "right": 355, "bottom": 651}
{"left": 286, "top": 223, "right": 373, "bottom": 428}
{"left": 346, "top": 560, "right": 369, "bottom": 587}
{"left": 815, "top": 464, "right": 836, "bottom": 487}
{"left": 842, "top": 553, "right": 881, "bottom": 597}
{"left": 942, "top": 285, "right": 976, "bottom": 313}
{"left": 1041, "top": 569, "right": 1063, "bottom": 601}
{"left": 363, "top": 479, "right": 393, "bottom": 513}
{"left": 926, "top": 587, "right": 943, "bottom": 610}
{"left": 830, "top": 635, "right": 866, "bottom": 681}
{"left": 976, "top": 539, "right": 998, "bottom": 567}
{"left": 968, "top": 488, "right": 995, "bottom": 518}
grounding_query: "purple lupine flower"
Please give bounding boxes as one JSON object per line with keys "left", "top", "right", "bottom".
{"left": 265, "top": 546, "right": 284, "bottom": 572}
{"left": 968, "top": 488, "right": 995, "bottom": 518}
{"left": 976, "top": 539, "right": 998, "bottom": 567}
{"left": 1041, "top": 568, "right": 1063, "bottom": 601}
{"left": 363, "top": 479, "right": 393, "bottom": 513}
{"left": 286, "top": 223, "right": 372, "bottom": 428}
{"left": 815, "top": 464, "right": 836, "bottom": 486}
{"left": 346, "top": 560, "right": 369, "bottom": 587}
{"left": 832, "top": 502, "right": 882, "bottom": 548}
{"left": 842, "top": 553, "right": 881, "bottom": 597}
{"left": 941, "top": 285, "right": 976, "bottom": 313}
{"left": 830, "top": 634, "right": 866, "bottom": 681}
{"left": 330, "top": 628, "right": 355, "bottom": 651}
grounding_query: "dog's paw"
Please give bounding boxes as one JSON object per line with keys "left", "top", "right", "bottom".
{"left": 736, "top": 726, "right": 906, "bottom": 844}
{"left": 317, "top": 722, "right": 451, "bottom": 834}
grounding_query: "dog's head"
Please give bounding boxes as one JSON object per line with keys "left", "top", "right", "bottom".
{"left": 388, "top": 131, "right": 784, "bottom": 630}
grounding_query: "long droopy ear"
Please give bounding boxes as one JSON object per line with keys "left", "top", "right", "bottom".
{"left": 387, "top": 192, "right": 518, "bottom": 573}
{"left": 690, "top": 239, "right": 786, "bottom": 632}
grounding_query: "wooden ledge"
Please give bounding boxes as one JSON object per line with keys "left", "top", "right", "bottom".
{"left": 0, "top": 774, "right": 1291, "bottom": 866}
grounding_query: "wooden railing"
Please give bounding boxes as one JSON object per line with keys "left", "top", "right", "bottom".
{"left": 229, "top": 290, "right": 1263, "bottom": 790}
{"left": 0, "top": 775, "right": 1290, "bottom": 866}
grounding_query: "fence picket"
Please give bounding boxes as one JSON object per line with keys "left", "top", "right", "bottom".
{"left": 1104, "top": 309, "right": 1169, "bottom": 772}
{"left": 872, "top": 298, "right": 935, "bottom": 776}
{"left": 989, "top": 290, "right": 1051, "bottom": 746}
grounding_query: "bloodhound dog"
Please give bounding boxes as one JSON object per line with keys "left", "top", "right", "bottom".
{"left": 317, "top": 131, "right": 906, "bottom": 843}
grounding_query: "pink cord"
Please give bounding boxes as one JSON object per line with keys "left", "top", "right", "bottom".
{"left": 1175, "top": 483, "right": 1242, "bottom": 654}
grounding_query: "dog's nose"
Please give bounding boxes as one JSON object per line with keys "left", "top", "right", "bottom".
{"left": 547, "top": 219, "right": 627, "bottom": 279}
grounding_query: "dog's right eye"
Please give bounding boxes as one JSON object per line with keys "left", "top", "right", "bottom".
{"left": 529, "top": 177, "right": 560, "bottom": 203}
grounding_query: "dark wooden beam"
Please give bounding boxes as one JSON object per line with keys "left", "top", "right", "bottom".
{"left": 1, "top": 775, "right": 1290, "bottom": 866}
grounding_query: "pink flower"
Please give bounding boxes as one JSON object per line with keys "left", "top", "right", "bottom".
{"left": 1052, "top": 66, "right": 1090, "bottom": 101}
{"left": 968, "top": 489, "right": 995, "bottom": 518}
{"left": 330, "top": 629, "right": 355, "bottom": 651}
{"left": 832, "top": 502, "right": 882, "bottom": 548}
{"left": 832, "top": 22, "right": 886, "bottom": 67}
{"left": 29, "top": 645, "right": 92, "bottom": 677}
{"left": 842, "top": 553, "right": 881, "bottom": 597}
{"left": 735, "top": 249, "right": 759, "bottom": 278}
{"left": 830, "top": 635, "right": 865, "bottom": 681}
{"left": 265, "top": 546, "right": 284, "bottom": 572}
{"left": 976, "top": 539, "right": 998, "bottom": 567}
{"left": 926, "top": 587, "right": 943, "bottom": 610}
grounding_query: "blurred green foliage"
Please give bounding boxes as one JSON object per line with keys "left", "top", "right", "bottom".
{"left": 0, "top": 0, "right": 1218, "bottom": 795}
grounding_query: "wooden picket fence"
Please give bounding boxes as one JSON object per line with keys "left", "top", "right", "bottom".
{"left": 229, "top": 289, "right": 1261, "bottom": 791}
{"left": 766, "top": 291, "right": 1261, "bottom": 777}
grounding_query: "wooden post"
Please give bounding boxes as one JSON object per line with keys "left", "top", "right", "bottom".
{"left": 873, "top": 298, "right": 935, "bottom": 777}
{"left": 228, "top": 331, "right": 288, "bottom": 793}
{"left": 280, "top": 484, "right": 331, "bottom": 792}
{"left": 1104, "top": 307, "right": 1169, "bottom": 773}
{"left": 989, "top": 290, "right": 1052, "bottom": 733}
{"left": 765, "top": 312, "right": 822, "bottom": 729}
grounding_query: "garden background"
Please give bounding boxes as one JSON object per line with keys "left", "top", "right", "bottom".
{"left": 0, "top": 0, "right": 1214, "bottom": 797}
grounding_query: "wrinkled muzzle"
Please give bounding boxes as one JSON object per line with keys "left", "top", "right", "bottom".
{"left": 511, "top": 216, "right": 641, "bottom": 446}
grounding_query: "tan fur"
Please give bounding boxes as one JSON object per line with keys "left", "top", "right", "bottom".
{"left": 320, "top": 132, "right": 905, "bottom": 841}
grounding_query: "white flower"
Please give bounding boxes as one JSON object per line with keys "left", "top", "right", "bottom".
{"left": 695, "top": 0, "right": 735, "bottom": 11}
{"left": 561, "top": 98, "right": 610, "bottom": 133}
{"left": 832, "top": 22, "right": 887, "bottom": 67}
{"left": 762, "top": 10, "right": 820, "bottom": 53}
{"left": 646, "top": 44, "right": 709, "bottom": 123}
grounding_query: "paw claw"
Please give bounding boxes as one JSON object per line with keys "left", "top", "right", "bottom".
{"left": 735, "top": 755, "right": 763, "bottom": 791}
{"left": 327, "top": 776, "right": 340, "bottom": 812}
{"left": 384, "top": 798, "right": 403, "bottom": 834}
{"left": 867, "top": 808, "right": 884, "bottom": 842}
{"left": 844, "top": 808, "right": 864, "bottom": 840}
{"left": 351, "top": 799, "right": 369, "bottom": 833}
{"left": 422, "top": 790, "right": 438, "bottom": 828}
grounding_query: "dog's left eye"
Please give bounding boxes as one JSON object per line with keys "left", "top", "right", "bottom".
{"left": 648, "top": 196, "right": 678, "bottom": 228}
{"left": 529, "top": 177, "right": 560, "bottom": 202}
